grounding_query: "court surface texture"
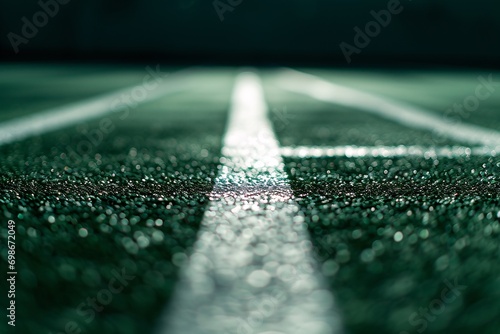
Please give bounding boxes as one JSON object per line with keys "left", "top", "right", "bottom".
{"left": 1, "top": 64, "right": 499, "bottom": 334}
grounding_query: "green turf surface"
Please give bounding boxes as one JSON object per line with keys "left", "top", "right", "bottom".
{"left": 283, "top": 155, "right": 500, "bottom": 334}
{"left": 262, "top": 84, "right": 469, "bottom": 147}
{"left": 0, "top": 64, "right": 181, "bottom": 122}
{"left": 266, "top": 68, "right": 500, "bottom": 333}
{"left": 300, "top": 68, "right": 500, "bottom": 131}
{"left": 267, "top": 72, "right": 500, "bottom": 334}
{"left": 0, "top": 69, "right": 233, "bottom": 334}
{"left": 0, "top": 66, "right": 498, "bottom": 334}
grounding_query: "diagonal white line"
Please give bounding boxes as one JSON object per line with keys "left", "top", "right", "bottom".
{"left": 276, "top": 68, "right": 500, "bottom": 149}
{"left": 157, "top": 72, "right": 343, "bottom": 334}
{"left": 0, "top": 68, "right": 196, "bottom": 146}
{"left": 280, "top": 145, "right": 497, "bottom": 159}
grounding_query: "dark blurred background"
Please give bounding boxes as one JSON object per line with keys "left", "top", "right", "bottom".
{"left": 1, "top": 0, "right": 499, "bottom": 67}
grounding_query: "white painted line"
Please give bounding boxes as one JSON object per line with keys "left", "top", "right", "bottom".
{"left": 158, "top": 72, "right": 343, "bottom": 334}
{"left": 276, "top": 68, "right": 500, "bottom": 149}
{"left": 0, "top": 68, "right": 196, "bottom": 146}
{"left": 280, "top": 145, "right": 497, "bottom": 159}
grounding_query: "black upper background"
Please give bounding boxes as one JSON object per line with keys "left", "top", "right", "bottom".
{"left": 1, "top": 0, "right": 499, "bottom": 68}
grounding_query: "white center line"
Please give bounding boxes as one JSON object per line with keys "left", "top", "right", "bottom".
{"left": 157, "top": 72, "right": 342, "bottom": 334}
{"left": 276, "top": 68, "right": 500, "bottom": 149}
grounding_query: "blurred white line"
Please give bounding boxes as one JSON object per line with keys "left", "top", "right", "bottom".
{"left": 0, "top": 68, "right": 196, "bottom": 146}
{"left": 277, "top": 68, "right": 500, "bottom": 148}
{"left": 159, "top": 72, "right": 343, "bottom": 334}
{"left": 280, "top": 145, "right": 497, "bottom": 158}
